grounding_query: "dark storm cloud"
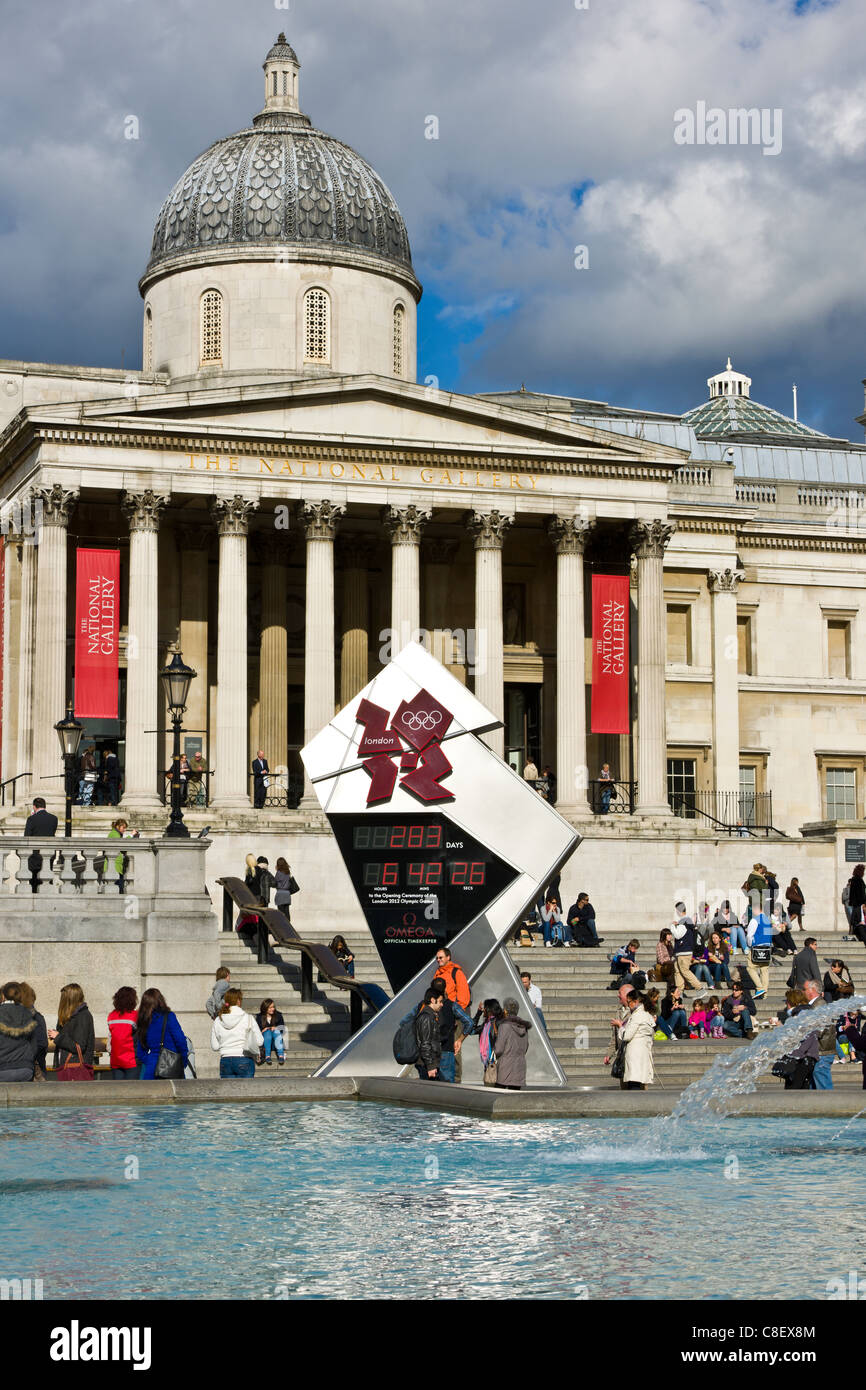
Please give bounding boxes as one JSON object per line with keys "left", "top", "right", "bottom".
{"left": 1, "top": 0, "right": 865, "bottom": 434}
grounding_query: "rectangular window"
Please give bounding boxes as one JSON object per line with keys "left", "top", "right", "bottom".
{"left": 826, "top": 768, "right": 856, "bottom": 820}
{"left": 737, "top": 614, "right": 753, "bottom": 675}
{"left": 739, "top": 765, "right": 757, "bottom": 825}
{"left": 667, "top": 758, "right": 697, "bottom": 817}
{"left": 827, "top": 620, "right": 850, "bottom": 679}
{"left": 666, "top": 604, "right": 692, "bottom": 665}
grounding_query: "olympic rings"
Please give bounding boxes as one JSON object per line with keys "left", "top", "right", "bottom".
{"left": 400, "top": 710, "right": 443, "bottom": 732}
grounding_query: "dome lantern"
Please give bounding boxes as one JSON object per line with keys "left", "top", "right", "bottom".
{"left": 263, "top": 33, "right": 300, "bottom": 116}
{"left": 707, "top": 357, "right": 752, "bottom": 400}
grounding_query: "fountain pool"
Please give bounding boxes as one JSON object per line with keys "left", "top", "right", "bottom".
{"left": 1, "top": 1100, "right": 862, "bottom": 1300}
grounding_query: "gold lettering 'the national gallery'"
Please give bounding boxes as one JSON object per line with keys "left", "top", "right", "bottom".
{"left": 184, "top": 454, "right": 538, "bottom": 489}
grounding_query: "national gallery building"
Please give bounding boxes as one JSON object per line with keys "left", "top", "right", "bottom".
{"left": 2, "top": 35, "right": 866, "bottom": 848}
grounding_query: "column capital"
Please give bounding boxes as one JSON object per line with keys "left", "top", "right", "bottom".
{"left": 548, "top": 514, "right": 595, "bottom": 555}
{"left": 422, "top": 537, "right": 460, "bottom": 566}
{"left": 32, "top": 484, "right": 77, "bottom": 527}
{"left": 212, "top": 494, "right": 259, "bottom": 537}
{"left": 708, "top": 566, "right": 745, "bottom": 594}
{"left": 302, "top": 499, "right": 345, "bottom": 542}
{"left": 122, "top": 489, "right": 169, "bottom": 534}
{"left": 468, "top": 509, "right": 513, "bottom": 551}
{"left": 338, "top": 534, "right": 376, "bottom": 570}
{"left": 383, "top": 504, "right": 431, "bottom": 547}
{"left": 630, "top": 518, "right": 675, "bottom": 559}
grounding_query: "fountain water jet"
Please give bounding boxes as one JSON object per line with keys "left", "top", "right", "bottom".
{"left": 648, "top": 994, "right": 866, "bottom": 1151}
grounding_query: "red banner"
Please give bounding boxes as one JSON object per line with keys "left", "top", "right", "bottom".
{"left": 591, "top": 574, "right": 630, "bottom": 734}
{"left": 74, "top": 549, "right": 120, "bottom": 718}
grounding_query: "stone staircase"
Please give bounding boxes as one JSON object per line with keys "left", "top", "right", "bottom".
{"left": 219, "top": 929, "right": 866, "bottom": 1089}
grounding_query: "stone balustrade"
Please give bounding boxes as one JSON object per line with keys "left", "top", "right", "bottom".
{"left": 1, "top": 838, "right": 147, "bottom": 897}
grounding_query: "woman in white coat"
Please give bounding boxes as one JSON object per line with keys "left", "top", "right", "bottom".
{"left": 618, "top": 990, "right": 655, "bottom": 1089}
{"left": 210, "top": 987, "right": 264, "bottom": 1079}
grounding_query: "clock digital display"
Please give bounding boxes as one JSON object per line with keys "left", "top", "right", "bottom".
{"left": 329, "top": 811, "right": 519, "bottom": 992}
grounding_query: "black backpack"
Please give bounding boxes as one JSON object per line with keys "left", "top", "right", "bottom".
{"left": 393, "top": 1015, "right": 420, "bottom": 1065}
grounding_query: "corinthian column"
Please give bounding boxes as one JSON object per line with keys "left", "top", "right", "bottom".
{"left": 15, "top": 517, "right": 38, "bottom": 785}
{"left": 468, "top": 509, "right": 513, "bottom": 755}
{"left": 122, "top": 490, "right": 169, "bottom": 807}
{"left": 548, "top": 515, "right": 595, "bottom": 815}
{"left": 339, "top": 536, "right": 373, "bottom": 705}
{"left": 211, "top": 495, "right": 259, "bottom": 807}
{"left": 32, "top": 485, "right": 77, "bottom": 808}
{"left": 708, "top": 567, "right": 744, "bottom": 799}
{"left": 631, "top": 518, "right": 675, "bottom": 817}
{"left": 384, "top": 505, "right": 430, "bottom": 651}
{"left": 302, "top": 500, "right": 345, "bottom": 803}
{"left": 255, "top": 534, "right": 290, "bottom": 771}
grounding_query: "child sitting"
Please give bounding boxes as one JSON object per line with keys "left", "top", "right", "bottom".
{"left": 607, "top": 939, "right": 640, "bottom": 988}
{"left": 687, "top": 1003, "right": 710, "bottom": 1037}
{"left": 705, "top": 996, "right": 725, "bottom": 1038}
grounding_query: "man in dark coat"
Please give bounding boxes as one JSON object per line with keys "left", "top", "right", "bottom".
{"left": 413, "top": 989, "right": 443, "bottom": 1079}
{"left": 102, "top": 749, "right": 121, "bottom": 806}
{"left": 24, "top": 797, "right": 58, "bottom": 894}
{"left": 252, "top": 749, "right": 270, "bottom": 809}
{"left": 789, "top": 938, "right": 821, "bottom": 991}
{"left": 567, "top": 892, "right": 603, "bottom": 946}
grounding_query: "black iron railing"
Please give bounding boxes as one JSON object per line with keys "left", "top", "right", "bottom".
{"left": 0, "top": 773, "right": 31, "bottom": 807}
{"left": 158, "top": 769, "right": 215, "bottom": 808}
{"left": 590, "top": 779, "right": 638, "bottom": 814}
{"left": 669, "top": 789, "right": 774, "bottom": 832}
{"left": 249, "top": 772, "right": 304, "bottom": 810}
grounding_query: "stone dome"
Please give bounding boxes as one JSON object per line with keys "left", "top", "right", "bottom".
{"left": 141, "top": 38, "right": 417, "bottom": 294}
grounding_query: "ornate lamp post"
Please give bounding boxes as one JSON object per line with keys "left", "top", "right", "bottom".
{"left": 160, "top": 652, "right": 197, "bottom": 838}
{"left": 54, "top": 703, "right": 83, "bottom": 839}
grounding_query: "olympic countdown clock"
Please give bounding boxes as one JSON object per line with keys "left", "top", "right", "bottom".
{"left": 301, "top": 641, "right": 581, "bottom": 1083}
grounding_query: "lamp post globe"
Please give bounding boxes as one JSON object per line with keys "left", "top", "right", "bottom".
{"left": 161, "top": 652, "right": 197, "bottom": 838}
{"left": 54, "top": 702, "right": 83, "bottom": 839}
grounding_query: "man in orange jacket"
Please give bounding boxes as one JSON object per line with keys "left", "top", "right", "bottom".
{"left": 433, "top": 946, "right": 474, "bottom": 1081}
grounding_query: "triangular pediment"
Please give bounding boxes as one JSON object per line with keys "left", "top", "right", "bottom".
{"left": 20, "top": 373, "right": 688, "bottom": 466}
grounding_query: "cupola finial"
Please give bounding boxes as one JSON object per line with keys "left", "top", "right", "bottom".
{"left": 262, "top": 33, "right": 301, "bottom": 115}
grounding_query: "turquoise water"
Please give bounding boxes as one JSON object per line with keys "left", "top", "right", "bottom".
{"left": 0, "top": 1102, "right": 862, "bottom": 1300}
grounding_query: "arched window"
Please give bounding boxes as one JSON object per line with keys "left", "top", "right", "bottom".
{"left": 304, "top": 287, "right": 330, "bottom": 362}
{"left": 200, "top": 289, "right": 222, "bottom": 364}
{"left": 392, "top": 304, "right": 405, "bottom": 378}
{"left": 143, "top": 306, "right": 153, "bottom": 373}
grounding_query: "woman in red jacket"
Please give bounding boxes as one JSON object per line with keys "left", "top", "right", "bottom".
{"left": 108, "top": 986, "right": 139, "bottom": 1079}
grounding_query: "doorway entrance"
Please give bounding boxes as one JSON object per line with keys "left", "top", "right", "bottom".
{"left": 504, "top": 684, "right": 541, "bottom": 775}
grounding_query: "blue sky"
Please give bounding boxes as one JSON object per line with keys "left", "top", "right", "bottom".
{"left": 1, "top": 0, "right": 865, "bottom": 436}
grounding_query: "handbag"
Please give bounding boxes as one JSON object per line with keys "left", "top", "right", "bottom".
{"left": 153, "top": 1012, "right": 185, "bottom": 1080}
{"left": 483, "top": 1059, "right": 498, "bottom": 1085}
{"left": 771, "top": 1053, "right": 801, "bottom": 1079}
{"left": 288, "top": 875, "right": 300, "bottom": 896}
{"left": 750, "top": 944, "right": 771, "bottom": 965}
{"left": 611, "top": 1040, "right": 627, "bottom": 1080}
{"left": 56, "top": 1043, "right": 94, "bottom": 1082}
{"left": 243, "top": 1016, "right": 260, "bottom": 1063}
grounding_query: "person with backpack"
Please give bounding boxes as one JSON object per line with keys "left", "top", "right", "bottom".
{"left": 210, "top": 987, "right": 263, "bottom": 1079}
{"left": 785, "top": 877, "right": 805, "bottom": 929}
{"left": 413, "top": 989, "right": 444, "bottom": 1079}
{"left": 672, "top": 905, "right": 701, "bottom": 993}
{"left": 205, "top": 966, "right": 232, "bottom": 1020}
{"left": 540, "top": 895, "right": 572, "bottom": 947}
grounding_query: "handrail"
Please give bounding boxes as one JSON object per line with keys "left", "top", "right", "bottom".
{"left": 217, "top": 876, "right": 383, "bottom": 1035}
{"left": 669, "top": 796, "right": 787, "bottom": 838}
{"left": 0, "top": 773, "right": 31, "bottom": 808}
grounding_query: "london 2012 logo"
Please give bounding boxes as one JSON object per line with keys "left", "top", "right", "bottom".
{"left": 355, "top": 689, "right": 454, "bottom": 805}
